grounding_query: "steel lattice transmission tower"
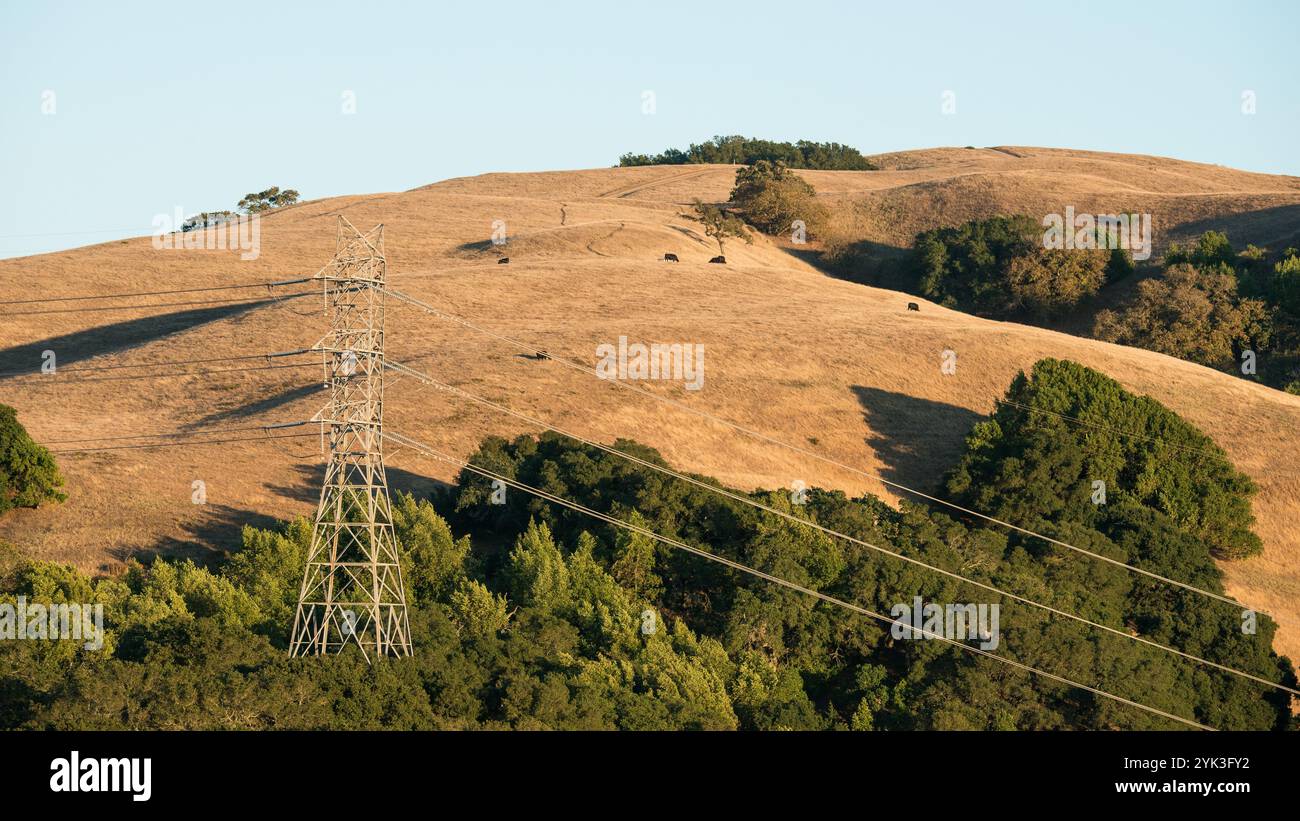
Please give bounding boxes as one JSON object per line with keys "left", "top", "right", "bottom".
{"left": 289, "top": 216, "right": 412, "bottom": 660}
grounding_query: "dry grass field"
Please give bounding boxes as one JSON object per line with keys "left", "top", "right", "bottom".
{"left": 2, "top": 146, "right": 1299, "bottom": 660}
{"left": 811, "top": 145, "right": 1300, "bottom": 255}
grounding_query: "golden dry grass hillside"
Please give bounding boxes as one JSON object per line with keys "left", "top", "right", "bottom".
{"left": 1, "top": 148, "right": 1299, "bottom": 661}
{"left": 811, "top": 145, "right": 1300, "bottom": 255}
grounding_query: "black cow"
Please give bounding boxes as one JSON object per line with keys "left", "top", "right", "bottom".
{"left": 907, "top": 302, "right": 920, "bottom": 312}
{"left": 664, "top": 253, "right": 679, "bottom": 262}
{"left": 498, "top": 257, "right": 510, "bottom": 264}
{"left": 708, "top": 255, "right": 726, "bottom": 264}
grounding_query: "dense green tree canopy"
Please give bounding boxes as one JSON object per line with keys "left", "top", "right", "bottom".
{"left": 619, "top": 135, "right": 875, "bottom": 170}
{"left": 729, "top": 160, "right": 828, "bottom": 240}
{"left": 1094, "top": 262, "right": 1272, "bottom": 370}
{"left": 0, "top": 404, "right": 65, "bottom": 515}
{"left": 908, "top": 215, "right": 1117, "bottom": 318}
{"left": 1, "top": 362, "right": 1292, "bottom": 731}
{"left": 895, "top": 220, "right": 1299, "bottom": 392}
{"left": 945, "top": 358, "right": 1262, "bottom": 559}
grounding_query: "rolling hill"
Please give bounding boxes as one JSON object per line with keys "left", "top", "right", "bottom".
{"left": 2, "top": 147, "right": 1299, "bottom": 661}
{"left": 812, "top": 145, "right": 1300, "bottom": 256}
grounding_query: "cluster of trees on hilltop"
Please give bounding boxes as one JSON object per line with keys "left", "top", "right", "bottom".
{"left": 619, "top": 135, "right": 875, "bottom": 170}
{"left": 180, "top": 210, "right": 239, "bottom": 232}
{"left": 3, "top": 361, "right": 1291, "bottom": 730}
{"left": 237, "top": 186, "right": 300, "bottom": 213}
{"left": 179, "top": 186, "right": 300, "bottom": 232}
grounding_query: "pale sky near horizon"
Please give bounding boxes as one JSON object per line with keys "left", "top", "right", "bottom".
{"left": 2, "top": 0, "right": 1297, "bottom": 259}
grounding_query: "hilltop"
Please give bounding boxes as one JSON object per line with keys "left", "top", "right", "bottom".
{"left": 813, "top": 145, "right": 1300, "bottom": 256}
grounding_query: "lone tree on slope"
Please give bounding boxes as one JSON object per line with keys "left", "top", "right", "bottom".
{"left": 688, "top": 199, "right": 751, "bottom": 256}
{"left": 0, "top": 404, "right": 65, "bottom": 515}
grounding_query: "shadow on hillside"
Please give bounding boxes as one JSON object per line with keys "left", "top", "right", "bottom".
{"left": 264, "top": 462, "right": 326, "bottom": 505}
{"left": 667, "top": 224, "right": 712, "bottom": 247}
{"left": 262, "top": 462, "right": 450, "bottom": 509}
{"left": 0, "top": 300, "right": 278, "bottom": 376}
{"left": 852, "top": 386, "right": 983, "bottom": 492}
{"left": 125, "top": 503, "right": 284, "bottom": 568}
{"left": 388, "top": 466, "right": 451, "bottom": 500}
{"left": 1169, "top": 202, "right": 1300, "bottom": 250}
{"left": 128, "top": 463, "right": 454, "bottom": 564}
{"left": 782, "top": 238, "right": 913, "bottom": 290}
{"left": 452, "top": 238, "right": 508, "bottom": 257}
{"left": 781, "top": 243, "right": 832, "bottom": 271}
{"left": 190, "top": 381, "right": 323, "bottom": 427}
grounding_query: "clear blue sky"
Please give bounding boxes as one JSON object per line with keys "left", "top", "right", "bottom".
{"left": 2, "top": 0, "right": 1297, "bottom": 259}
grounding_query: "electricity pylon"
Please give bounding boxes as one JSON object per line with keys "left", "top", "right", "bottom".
{"left": 289, "top": 216, "right": 412, "bottom": 660}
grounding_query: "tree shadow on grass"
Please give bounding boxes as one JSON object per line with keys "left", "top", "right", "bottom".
{"left": 262, "top": 462, "right": 449, "bottom": 506}
{"left": 851, "top": 385, "right": 983, "bottom": 493}
{"left": 780, "top": 238, "right": 913, "bottom": 290}
{"left": 125, "top": 503, "right": 284, "bottom": 569}
{"left": 128, "top": 461, "right": 453, "bottom": 567}
{"left": 262, "top": 462, "right": 326, "bottom": 505}
{"left": 1170, "top": 202, "right": 1300, "bottom": 251}
{"left": 387, "top": 465, "right": 451, "bottom": 501}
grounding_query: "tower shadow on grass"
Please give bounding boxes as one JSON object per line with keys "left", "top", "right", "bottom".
{"left": 851, "top": 386, "right": 984, "bottom": 494}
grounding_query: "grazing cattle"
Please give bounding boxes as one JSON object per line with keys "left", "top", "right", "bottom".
{"left": 664, "top": 253, "right": 679, "bottom": 262}
{"left": 907, "top": 302, "right": 920, "bottom": 312}
{"left": 498, "top": 257, "right": 510, "bottom": 264}
{"left": 708, "top": 255, "right": 726, "bottom": 264}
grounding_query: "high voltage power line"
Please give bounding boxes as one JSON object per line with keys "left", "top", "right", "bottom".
{"left": 382, "top": 358, "right": 1299, "bottom": 698}
{"left": 1, "top": 362, "right": 316, "bottom": 386}
{"left": 8, "top": 252, "right": 1290, "bottom": 727}
{"left": 0, "top": 277, "right": 313, "bottom": 305}
{"left": 41, "top": 420, "right": 314, "bottom": 446}
{"left": 4, "top": 277, "right": 1278, "bottom": 617}
{"left": 0, "top": 293, "right": 314, "bottom": 317}
{"left": 382, "top": 428, "right": 1217, "bottom": 732}
{"left": 49, "top": 430, "right": 317, "bottom": 454}
{"left": 377, "top": 286, "right": 1258, "bottom": 612}
{"left": 0, "top": 349, "right": 313, "bottom": 379}
{"left": 29, "top": 389, "right": 1281, "bottom": 724}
